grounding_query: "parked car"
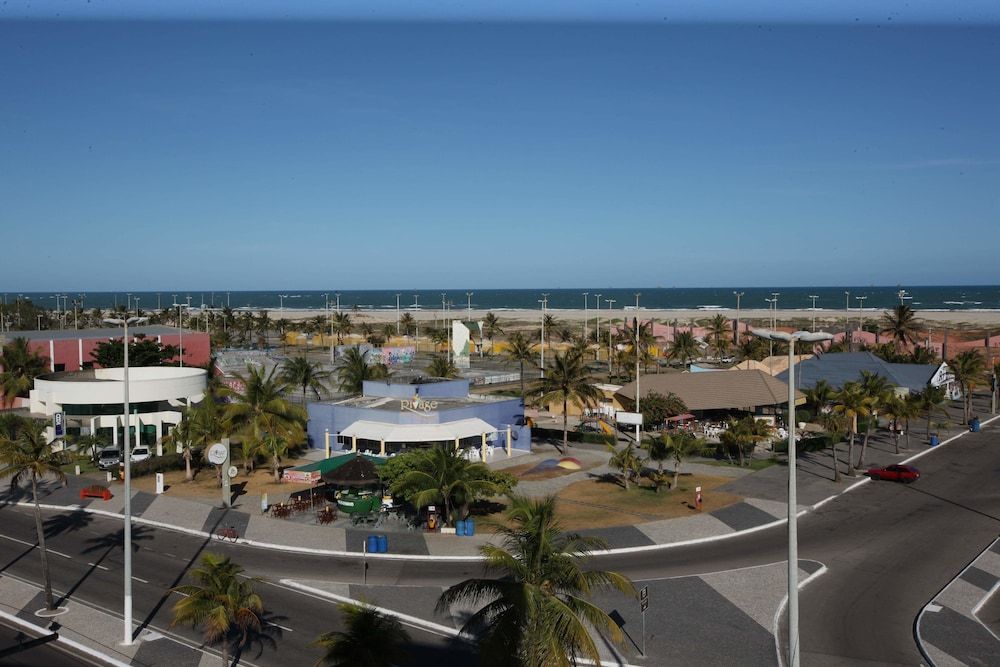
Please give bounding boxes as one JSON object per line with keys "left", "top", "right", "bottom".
{"left": 97, "top": 447, "right": 121, "bottom": 471}
{"left": 867, "top": 464, "right": 920, "bottom": 483}
{"left": 130, "top": 447, "right": 151, "bottom": 464}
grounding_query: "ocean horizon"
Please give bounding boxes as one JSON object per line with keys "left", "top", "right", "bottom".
{"left": 5, "top": 286, "right": 1000, "bottom": 313}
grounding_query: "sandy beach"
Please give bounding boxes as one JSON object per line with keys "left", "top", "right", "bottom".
{"left": 271, "top": 307, "right": 1000, "bottom": 328}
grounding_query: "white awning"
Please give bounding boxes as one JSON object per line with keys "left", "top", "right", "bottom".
{"left": 339, "top": 418, "right": 497, "bottom": 443}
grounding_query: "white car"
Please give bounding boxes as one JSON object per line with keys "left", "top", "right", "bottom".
{"left": 130, "top": 447, "right": 151, "bottom": 463}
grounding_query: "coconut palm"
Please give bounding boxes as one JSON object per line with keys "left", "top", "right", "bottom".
{"left": 818, "top": 410, "right": 848, "bottom": 482}
{"left": 949, "top": 349, "right": 986, "bottom": 424}
{"left": 855, "top": 371, "right": 894, "bottom": 468}
{"left": 666, "top": 330, "right": 700, "bottom": 369}
{"left": 736, "top": 334, "right": 768, "bottom": 362}
{"left": 399, "top": 312, "right": 416, "bottom": 336}
{"left": 706, "top": 314, "right": 731, "bottom": 360}
{"left": 171, "top": 552, "right": 266, "bottom": 667}
{"left": 914, "top": 384, "right": 948, "bottom": 439}
{"left": 502, "top": 331, "right": 537, "bottom": 401}
{"left": 0, "top": 337, "right": 49, "bottom": 408}
{"left": 223, "top": 364, "right": 306, "bottom": 474}
{"left": 618, "top": 319, "right": 657, "bottom": 373}
{"left": 330, "top": 312, "right": 353, "bottom": 345}
{"left": 482, "top": 312, "right": 503, "bottom": 354}
{"left": 720, "top": 416, "right": 773, "bottom": 467}
{"left": 336, "top": 347, "right": 389, "bottom": 394}
{"left": 425, "top": 354, "right": 459, "bottom": 379}
{"left": 437, "top": 494, "right": 635, "bottom": 667}
{"left": 312, "top": 602, "right": 410, "bottom": 667}
{"left": 280, "top": 356, "right": 331, "bottom": 403}
{"left": 879, "top": 305, "right": 921, "bottom": 354}
{"left": 380, "top": 323, "right": 396, "bottom": 343}
{"left": 804, "top": 379, "right": 835, "bottom": 414}
{"left": 832, "top": 382, "right": 871, "bottom": 477}
{"left": 542, "top": 314, "right": 558, "bottom": 345}
{"left": 882, "top": 392, "right": 918, "bottom": 455}
{"left": 909, "top": 345, "right": 938, "bottom": 365}
{"left": 657, "top": 430, "right": 702, "bottom": 488}
{"left": 607, "top": 441, "right": 643, "bottom": 490}
{"left": 390, "top": 444, "right": 498, "bottom": 525}
{"left": 536, "top": 349, "right": 602, "bottom": 454}
{"left": 0, "top": 419, "right": 68, "bottom": 610}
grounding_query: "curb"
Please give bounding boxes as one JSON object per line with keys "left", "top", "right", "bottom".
{"left": 0, "top": 608, "right": 131, "bottom": 667}
{"left": 7, "top": 414, "right": 995, "bottom": 562}
{"left": 771, "top": 562, "right": 829, "bottom": 667}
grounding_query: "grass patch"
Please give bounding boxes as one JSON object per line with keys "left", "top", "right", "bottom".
{"left": 553, "top": 474, "right": 741, "bottom": 530}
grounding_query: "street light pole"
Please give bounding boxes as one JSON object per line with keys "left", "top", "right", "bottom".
{"left": 605, "top": 298, "right": 616, "bottom": 374}
{"left": 538, "top": 294, "right": 549, "bottom": 371}
{"left": 733, "top": 291, "right": 744, "bottom": 344}
{"left": 172, "top": 302, "right": 186, "bottom": 367}
{"left": 396, "top": 293, "right": 401, "bottom": 336}
{"left": 583, "top": 292, "right": 589, "bottom": 341}
{"left": 751, "top": 327, "right": 833, "bottom": 667}
{"left": 809, "top": 295, "right": 819, "bottom": 332}
{"left": 856, "top": 295, "right": 867, "bottom": 332}
{"left": 595, "top": 293, "right": 602, "bottom": 358}
{"left": 104, "top": 315, "right": 148, "bottom": 646}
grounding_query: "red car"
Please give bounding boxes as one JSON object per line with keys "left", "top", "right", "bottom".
{"left": 867, "top": 464, "right": 920, "bottom": 483}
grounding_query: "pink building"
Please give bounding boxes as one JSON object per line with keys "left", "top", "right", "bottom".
{"left": 0, "top": 325, "right": 211, "bottom": 372}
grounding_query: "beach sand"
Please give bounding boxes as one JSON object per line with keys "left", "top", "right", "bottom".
{"left": 272, "top": 307, "right": 1000, "bottom": 328}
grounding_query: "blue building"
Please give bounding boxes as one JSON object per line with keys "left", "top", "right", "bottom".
{"left": 307, "top": 378, "right": 530, "bottom": 459}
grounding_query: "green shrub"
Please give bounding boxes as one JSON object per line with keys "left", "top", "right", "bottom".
{"left": 130, "top": 453, "right": 196, "bottom": 477}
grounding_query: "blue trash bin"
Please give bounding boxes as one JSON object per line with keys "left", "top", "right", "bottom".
{"left": 971, "top": 418, "right": 981, "bottom": 433}
{"left": 366, "top": 535, "right": 378, "bottom": 553}
{"left": 929, "top": 435, "right": 940, "bottom": 447}
{"left": 456, "top": 519, "right": 466, "bottom": 536}
{"left": 377, "top": 534, "right": 388, "bottom": 553}
{"left": 465, "top": 518, "right": 475, "bottom": 536}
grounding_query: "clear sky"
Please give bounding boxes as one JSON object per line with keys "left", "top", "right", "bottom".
{"left": 1, "top": 5, "right": 998, "bottom": 291}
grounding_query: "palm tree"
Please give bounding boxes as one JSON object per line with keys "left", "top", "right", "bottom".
{"left": 666, "top": 330, "right": 700, "bottom": 369}
{"left": 280, "top": 356, "right": 331, "bottom": 404}
{"left": 915, "top": 384, "right": 948, "bottom": 439}
{"left": 223, "top": 364, "right": 306, "bottom": 474}
{"left": 171, "top": 552, "right": 266, "bottom": 667}
{"left": 660, "top": 430, "right": 702, "bottom": 488}
{"left": 336, "top": 347, "right": 389, "bottom": 394}
{"left": 645, "top": 434, "right": 670, "bottom": 489}
{"left": 818, "top": 411, "right": 848, "bottom": 483}
{"left": 706, "top": 314, "right": 731, "bottom": 360}
{"left": 607, "top": 441, "right": 643, "bottom": 490}
{"left": 399, "top": 312, "right": 416, "bottom": 336}
{"left": 736, "top": 333, "right": 768, "bottom": 362}
{"left": 949, "top": 349, "right": 986, "bottom": 424}
{"left": 0, "top": 337, "right": 49, "bottom": 408}
{"left": 879, "top": 305, "right": 921, "bottom": 354}
{"left": 804, "top": 379, "right": 835, "bottom": 414}
{"left": 260, "top": 428, "right": 291, "bottom": 484}
{"left": 390, "top": 444, "right": 498, "bottom": 525}
{"left": 536, "top": 349, "right": 602, "bottom": 454}
{"left": 833, "top": 382, "right": 871, "bottom": 477}
{"left": 882, "top": 392, "right": 919, "bottom": 455}
{"left": 330, "top": 312, "right": 352, "bottom": 345}
{"left": 428, "top": 327, "right": 449, "bottom": 352}
{"left": 720, "top": 416, "right": 773, "bottom": 467}
{"left": 502, "top": 331, "right": 537, "bottom": 401}
{"left": 312, "top": 602, "right": 410, "bottom": 667}
{"left": 909, "top": 345, "right": 938, "bottom": 365}
{"left": 482, "top": 312, "right": 503, "bottom": 354}
{"left": 437, "top": 494, "right": 635, "bottom": 667}
{"left": 425, "top": 354, "right": 459, "bottom": 379}
{"left": 855, "top": 371, "right": 893, "bottom": 468}
{"left": 380, "top": 323, "right": 396, "bottom": 343}
{"left": 0, "top": 419, "right": 68, "bottom": 610}
{"left": 542, "top": 314, "right": 558, "bottom": 345}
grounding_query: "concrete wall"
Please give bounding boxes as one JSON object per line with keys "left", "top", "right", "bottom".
{"left": 362, "top": 378, "right": 470, "bottom": 399}
{"left": 26, "top": 331, "right": 211, "bottom": 370}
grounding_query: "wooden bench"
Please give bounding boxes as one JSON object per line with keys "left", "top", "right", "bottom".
{"left": 80, "top": 485, "right": 112, "bottom": 501}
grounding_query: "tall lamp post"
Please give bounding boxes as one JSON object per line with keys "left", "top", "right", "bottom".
{"left": 733, "top": 291, "right": 744, "bottom": 344}
{"left": 855, "top": 295, "right": 867, "bottom": 332}
{"left": 538, "top": 294, "right": 549, "bottom": 372}
{"left": 808, "top": 295, "right": 819, "bottom": 332}
{"left": 396, "top": 293, "right": 402, "bottom": 336}
{"left": 583, "top": 292, "right": 589, "bottom": 340}
{"left": 605, "top": 298, "right": 616, "bottom": 374}
{"left": 750, "top": 328, "right": 833, "bottom": 667}
{"left": 595, "top": 293, "right": 602, "bottom": 358}
{"left": 172, "top": 301, "right": 187, "bottom": 367}
{"left": 104, "top": 315, "right": 149, "bottom": 646}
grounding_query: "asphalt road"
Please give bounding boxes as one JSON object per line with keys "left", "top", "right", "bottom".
{"left": 0, "top": 622, "right": 96, "bottom": 667}
{"left": 1, "top": 423, "right": 998, "bottom": 665}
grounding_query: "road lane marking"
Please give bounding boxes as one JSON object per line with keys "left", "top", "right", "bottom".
{"left": 131, "top": 576, "right": 149, "bottom": 584}
{"left": 87, "top": 562, "right": 110, "bottom": 571}
{"left": 269, "top": 622, "right": 294, "bottom": 632}
{"left": 0, "top": 534, "right": 72, "bottom": 559}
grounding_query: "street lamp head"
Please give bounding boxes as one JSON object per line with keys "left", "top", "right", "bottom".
{"left": 104, "top": 317, "right": 148, "bottom": 326}
{"left": 751, "top": 328, "right": 833, "bottom": 343}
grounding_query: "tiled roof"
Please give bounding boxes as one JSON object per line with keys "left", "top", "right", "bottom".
{"left": 615, "top": 370, "right": 800, "bottom": 412}
{"left": 776, "top": 352, "right": 937, "bottom": 391}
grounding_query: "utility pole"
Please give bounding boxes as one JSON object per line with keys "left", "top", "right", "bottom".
{"left": 605, "top": 298, "right": 616, "bottom": 374}
{"left": 583, "top": 292, "right": 589, "bottom": 340}
{"left": 396, "top": 293, "right": 401, "bottom": 335}
{"left": 809, "top": 295, "right": 819, "bottom": 332}
{"left": 538, "top": 294, "right": 549, "bottom": 372}
{"left": 595, "top": 293, "right": 602, "bottom": 358}
{"left": 733, "top": 291, "right": 744, "bottom": 344}
{"left": 856, "top": 295, "right": 867, "bottom": 332}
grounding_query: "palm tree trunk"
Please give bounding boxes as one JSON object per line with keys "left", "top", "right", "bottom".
{"left": 273, "top": 455, "right": 281, "bottom": 483}
{"left": 857, "top": 422, "right": 873, "bottom": 468}
{"left": 562, "top": 397, "right": 569, "bottom": 454}
{"left": 904, "top": 418, "right": 911, "bottom": 450}
{"left": 831, "top": 441, "right": 842, "bottom": 482}
{"left": 519, "top": 361, "right": 525, "bottom": 401}
{"left": 184, "top": 448, "right": 193, "bottom": 481}
{"left": 847, "top": 432, "right": 857, "bottom": 476}
{"left": 31, "top": 475, "right": 56, "bottom": 610}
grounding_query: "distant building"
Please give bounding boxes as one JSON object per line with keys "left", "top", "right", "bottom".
{"left": 775, "top": 351, "right": 957, "bottom": 398}
{"left": 0, "top": 326, "right": 210, "bottom": 372}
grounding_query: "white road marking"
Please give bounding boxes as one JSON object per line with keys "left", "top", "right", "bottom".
{"left": 87, "top": 562, "right": 110, "bottom": 571}
{"left": 269, "top": 622, "right": 294, "bottom": 632}
{"left": 131, "top": 576, "right": 149, "bottom": 584}
{"left": 0, "top": 534, "right": 72, "bottom": 559}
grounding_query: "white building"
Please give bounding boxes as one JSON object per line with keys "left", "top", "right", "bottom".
{"left": 29, "top": 367, "right": 207, "bottom": 452}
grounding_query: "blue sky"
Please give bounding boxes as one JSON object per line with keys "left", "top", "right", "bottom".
{"left": 1, "top": 10, "right": 998, "bottom": 290}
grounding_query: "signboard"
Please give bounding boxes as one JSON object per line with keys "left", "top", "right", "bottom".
{"left": 53, "top": 412, "right": 65, "bottom": 438}
{"left": 641, "top": 599, "right": 649, "bottom": 612}
{"left": 640, "top": 586, "right": 648, "bottom": 601}
{"left": 208, "top": 443, "right": 228, "bottom": 465}
{"left": 616, "top": 411, "right": 643, "bottom": 426}
{"left": 282, "top": 469, "right": 321, "bottom": 483}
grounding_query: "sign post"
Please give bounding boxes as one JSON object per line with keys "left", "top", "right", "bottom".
{"left": 639, "top": 586, "right": 648, "bottom": 656}
{"left": 208, "top": 440, "right": 231, "bottom": 507}
{"left": 53, "top": 411, "right": 65, "bottom": 439}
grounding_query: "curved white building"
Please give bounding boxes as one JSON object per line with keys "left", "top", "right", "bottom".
{"left": 30, "top": 367, "right": 208, "bottom": 451}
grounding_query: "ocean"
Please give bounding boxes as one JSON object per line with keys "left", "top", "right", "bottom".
{"left": 6, "top": 286, "right": 1000, "bottom": 313}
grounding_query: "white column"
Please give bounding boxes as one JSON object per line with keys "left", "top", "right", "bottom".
{"left": 351, "top": 435, "right": 357, "bottom": 453}
{"left": 49, "top": 339, "right": 55, "bottom": 371}
{"left": 481, "top": 432, "right": 487, "bottom": 461}
{"left": 380, "top": 439, "right": 386, "bottom": 456}
{"left": 506, "top": 426, "right": 512, "bottom": 457}
{"left": 454, "top": 437, "right": 460, "bottom": 452}
{"left": 325, "top": 429, "right": 331, "bottom": 458}
{"left": 78, "top": 338, "right": 84, "bottom": 369}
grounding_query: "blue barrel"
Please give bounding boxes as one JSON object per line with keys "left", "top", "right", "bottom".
{"left": 377, "top": 534, "right": 388, "bottom": 553}
{"left": 455, "top": 519, "right": 466, "bottom": 536}
{"left": 465, "top": 518, "right": 475, "bottom": 536}
{"left": 929, "top": 435, "right": 940, "bottom": 447}
{"left": 366, "top": 535, "right": 378, "bottom": 553}
{"left": 971, "top": 418, "right": 981, "bottom": 433}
